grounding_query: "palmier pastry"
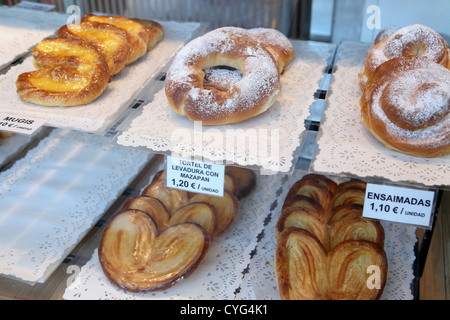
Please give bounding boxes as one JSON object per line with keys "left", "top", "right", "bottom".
{"left": 57, "top": 20, "right": 130, "bottom": 76}
{"left": 142, "top": 178, "right": 190, "bottom": 215}
{"left": 169, "top": 202, "right": 217, "bottom": 238}
{"left": 82, "top": 14, "right": 149, "bottom": 65}
{"left": 275, "top": 227, "right": 329, "bottom": 300}
{"left": 328, "top": 240, "right": 387, "bottom": 300}
{"left": 360, "top": 56, "right": 450, "bottom": 158}
{"left": 122, "top": 195, "right": 170, "bottom": 230}
{"left": 189, "top": 191, "right": 238, "bottom": 237}
{"left": 359, "top": 24, "right": 449, "bottom": 90}
{"left": 225, "top": 166, "right": 257, "bottom": 199}
{"left": 276, "top": 207, "right": 331, "bottom": 252}
{"left": 16, "top": 38, "right": 109, "bottom": 107}
{"left": 165, "top": 27, "right": 281, "bottom": 125}
{"left": 98, "top": 209, "right": 210, "bottom": 292}
{"left": 329, "top": 217, "right": 385, "bottom": 250}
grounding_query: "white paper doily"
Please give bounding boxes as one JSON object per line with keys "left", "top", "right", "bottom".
{"left": 115, "top": 41, "right": 336, "bottom": 174}
{"left": 0, "top": 21, "right": 202, "bottom": 134}
{"left": 0, "top": 128, "right": 153, "bottom": 283}
{"left": 236, "top": 168, "right": 418, "bottom": 300}
{"left": 313, "top": 41, "right": 450, "bottom": 189}
{"left": 63, "top": 170, "right": 289, "bottom": 300}
{"left": 0, "top": 6, "right": 69, "bottom": 70}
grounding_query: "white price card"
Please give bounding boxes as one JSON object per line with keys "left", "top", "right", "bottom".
{"left": 0, "top": 113, "right": 46, "bottom": 135}
{"left": 363, "top": 183, "right": 436, "bottom": 228}
{"left": 165, "top": 156, "right": 225, "bottom": 197}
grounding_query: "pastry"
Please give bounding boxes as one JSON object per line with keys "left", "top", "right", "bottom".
{"left": 225, "top": 166, "right": 257, "bottom": 199}
{"left": 121, "top": 195, "right": 170, "bottom": 230}
{"left": 328, "top": 240, "right": 387, "bottom": 300}
{"left": 98, "top": 209, "right": 210, "bottom": 292}
{"left": 359, "top": 24, "right": 449, "bottom": 90}
{"left": 169, "top": 202, "right": 217, "bottom": 238}
{"left": 360, "top": 55, "right": 450, "bottom": 158}
{"left": 16, "top": 37, "right": 110, "bottom": 107}
{"left": 164, "top": 27, "right": 282, "bottom": 125}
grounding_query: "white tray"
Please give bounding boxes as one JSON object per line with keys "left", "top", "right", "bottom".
{"left": 0, "top": 128, "right": 153, "bottom": 283}
{"left": 0, "top": 21, "right": 203, "bottom": 134}
{"left": 115, "top": 40, "right": 337, "bottom": 174}
{"left": 0, "top": 6, "right": 69, "bottom": 70}
{"left": 312, "top": 41, "right": 450, "bottom": 189}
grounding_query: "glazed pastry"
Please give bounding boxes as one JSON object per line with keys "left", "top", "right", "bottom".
{"left": 328, "top": 240, "right": 387, "bottom": 300}
{"left": 16, "top": 37, "right": 109, "bottom": 107}
{"left": 275, "top": 227, "right": 329, "bottom": 300}
{"left": 275, "top": 175, "right": 387, "bottom": 300}
{"left": 131, "top": 18, "right": 165, "bottom": 51}
{"left": 98, "top": 209, "right": 210, "bottom": 292}
{"left": 165, "top": 27, "right": 282, "bottom": 125}
{"left": 225, "top": 166, "right": 257, "bottom": 199}
{"left": 121, "top": 195, "right": 170, "bottom": 230}
{"left": 169, "top": 202, "right": 217, "bottom": 238}
{"left": 276, "top": 207, "right": 331, "bottom": 252}
{"left": 83, "top": 14, "right": 150, "bottom": 65}
{"left": 360, "top": 55, "right": 450, "bottom": 158}
{"left": 57, "top": 20, "right": 131, "bottom": 76}
{"left": 189, "top": 191, "right": 238, "bottom": 237}
{"left": 142, "top": 178, "right": 190, "bottom": 215}
{"left": 359, "top": 24, "right": 449, "bottom": 90}
{"left": 329, "top": 217, "right": 385, "bottom": 249}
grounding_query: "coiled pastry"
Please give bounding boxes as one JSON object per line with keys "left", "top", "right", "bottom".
{"left": 16, "top": 38, "right": 110, "bottom": 107}
{"left": 360, "top": 55, "right": 450, "bottom": 158}
{"left": 165, "top": 27, "right": 287, "bottom": 125}
{"left": 359, "top": 24, "right": 449, "bottom": 90}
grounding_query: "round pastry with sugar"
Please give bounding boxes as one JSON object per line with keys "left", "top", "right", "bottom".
{"left": 164, "top": 27, "right": 281, "bottom": 126}
{"left": 359, "top": 24, "right": 449, "bottom": 90}
{"left": 360, "top": 56, "right": 450, "bottom": 158}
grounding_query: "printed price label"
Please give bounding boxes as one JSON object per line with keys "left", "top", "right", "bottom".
{"left": 165, "top": 156, "right": 225, "bottom": 197}
{"left": 362, "top": 183, "right": 436, "bottom": 228}
{"left": 0, "top": 114, "right": 46, "bottom": 135}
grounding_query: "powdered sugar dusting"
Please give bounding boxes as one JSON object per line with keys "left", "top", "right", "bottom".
{"left": 371, "top": 58, "right": 450, "bottom": 149}
{"left": 165, "top": 27, "right": 281, "bottom": 121}
{"left": 367, "top": 24, "right": 447, "bottom": 73}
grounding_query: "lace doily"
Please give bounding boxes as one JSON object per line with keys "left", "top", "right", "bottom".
{"left": 0, "top": 6, "right": 69, "bottom": 70}
{"left": 236, "top": 168, "right": 418, "bottom": 300}
{"left": 0, "top": 20, "right": 202, "bottom": 134}
{"left": 312, "top": 41, "right": 450, "bottom": 189}
{"left": 0, "top": 128, "right": 153, "bottom": 283}
{"left": 63, "top": 169, "right": 289, "bottom": 300}
{"left": 115, "top": 41, "right": 336, "bottom": 174}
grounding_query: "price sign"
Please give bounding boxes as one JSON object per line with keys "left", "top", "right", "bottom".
{"left": 363, "top": 183, "right": 436, "bottom": 228}
{"left": 0, "top": 114, "right": 46, "bottom": 135}
{"left": 165, "top": 156, "right": 225, "bottom": 197}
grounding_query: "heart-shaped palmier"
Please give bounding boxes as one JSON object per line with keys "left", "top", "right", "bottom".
{"left": 189, "top": 191, "right": 238, "bottom": 237}
{"left": 328, "top": 240, "right": 388, "bottom": 300}
{"left": 122, "top": 195, "right": 170, "bottom": 230}
{"left": 275, "top": 227, "right": 329, "bottom": 300}
{"left": 142, "top": 178, "right": 190, "bottom": 215}
{"left": 169, "top": 202, "right": 217, "bottom": 238}
{"left": 98, "top": 209, "right": 210, "bottom": 292}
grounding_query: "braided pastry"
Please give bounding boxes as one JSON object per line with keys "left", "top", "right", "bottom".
{"left": 359, "top": 24, "right": 449, "bottom": 90}
{"left": 275, "top": 174, "right": 387, "bottom": 300}
{"left": 360, "top": 56, "right": 450, "bottom": 158}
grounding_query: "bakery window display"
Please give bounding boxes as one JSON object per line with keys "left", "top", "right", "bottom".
{"left": 358, "top": 24, "right": 449, "bottom": 158}
{"left": 164, "top": 26, "right": 294, "bottom": 125}
{"left": 15, "top": 15, "right": 164, "bottom": 107}
{"left": 275, "top": 174, "right": 387, "bottom": 300}
{"left": 98, "top": 167, "right": 256, "bottom": 292}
